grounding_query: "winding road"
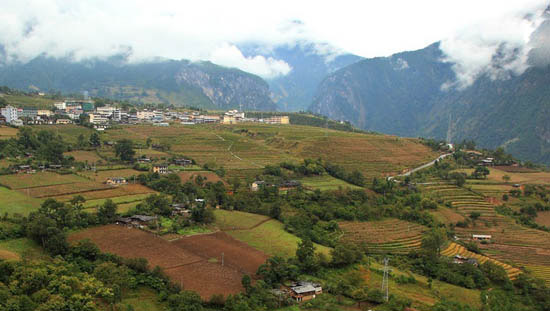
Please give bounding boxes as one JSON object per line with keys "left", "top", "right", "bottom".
{"left": 388, "top": 153, "right": 453, "bottom": 180}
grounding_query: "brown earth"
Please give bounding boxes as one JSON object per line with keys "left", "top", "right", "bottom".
{"left": 172, "top": 231, "right": 268, "bottom": 275}
{"left": 177, "top": 171, "right": 228, "bottom": 186}
{"left": 536, "top": 211, "right": 550, "bottom": 227}
{"left": 0, "top": 250, "right": 19, "bottom": 260}
{"left": 69, "top": 225, "right": 268, "bottom": 299}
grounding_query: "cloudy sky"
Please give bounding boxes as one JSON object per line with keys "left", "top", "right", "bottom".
{"left": 0, "top": 0, "right": 548, "bottom": 86}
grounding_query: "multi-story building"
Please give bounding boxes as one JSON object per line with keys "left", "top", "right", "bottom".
{"left": 0, "top": 105, "right": 19, "bottom": 124}
{"left": 54, "top": 102, "right": 66, "bottom": 110}
{"left": 263, "top": 116, "right": 290, "bottom": 124}
{"left": 89, "top": 113, "right": 109, "bottom": 124}
{"left": 137, "top": 110, "right": 155, "bottom": 120}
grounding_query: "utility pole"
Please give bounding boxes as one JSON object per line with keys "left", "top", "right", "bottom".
{"left": 381, "top": 258, "right": 390, "bottom": 302}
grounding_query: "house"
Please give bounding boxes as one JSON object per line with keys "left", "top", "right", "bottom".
{"left": 49, "top": 164, "right": 62, "bottom": 170}
{"left": 288, "top": 281, "right": 322, "bottom": 302}
{"left": 0, "top": 115, "right": 6, "bottom": 124}
{"left": 472, "top": 234, "right": 492, "bottom": 241}
{"left": 106, "top": 177, "right": 127, "bottom": 185}
{"left": 279, "top": 180, "right": 301, "bottom": 189}
{"left": 479, "top": 158, "right": 494, "bottom": 166}
{"left": 16, "top": 165, "right": 33, "bottom": 173}
{"left": 263, "top": 116, "right": 290, "bottom": 125}
{"left": 453, "top": 255, "right": 479, "bottom": 266}
{"left": 251, "top": 181, "right": 265, "bottom": 191}
{"left": 174, "top": 158, "right": 193, "bottom": 166}
{"left": 171, "top": 203, "right": 191, "bottom": 216}
{"left": 116, "top": 215, "right": 158, "bottom": 228}
{"left": 153, "top": 164, "right": 168, "bottom": 174}
{"left": 56, "top": 118, "right": 73, "bottom": 124}
{"left": 138, "top": 157, "right": 152, "bottom": 163}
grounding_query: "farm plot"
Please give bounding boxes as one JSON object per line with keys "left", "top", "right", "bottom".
{"left": 214, "top": 209, "right": 270, "bottom": 230}
{"left": 441, "top": 242, "right": 521, "bottom": 280}
{"left": 69, "top": 225, "right": 267, "bottom": 299}
{"left": 0, "top": 126, "right": 18, "bottom": 140}
{"left": 339, "top": 219, "right": 426, "bottom": 254}
{"left": 177, "top": 171, "right": 227, "bottom": 186}
{"left": 135, "top": 149, "right": 171, "bottom": 159}
{"left": 300, "top": 175, "right": 363, "bottom": 191}
{"left": 64, "top": 150, "right": 103, "bottom": 163}
{"left": 19, "top": 181, "right": 112, "bottom": 198}
{"left": 0, "top": 186, "right": 43, "bottom": 215}
{"left": 227, "top": 219, "right": 331, "bottom": 258}
{"left": 80, "top": 168, "right": 142, "bottom": 182}
{"left": 171, "top": 231, "right": 268, "bottom": 276}
{"left": 535, "top": 211, "right": 550, "bottom": 227}
{"left": 82, "top": 193, "right": 152, "bottom": 209}
{"left": 0, "top": 172, "right": 88, "bottom": 189}
{"left": 53, "top": 184, "right": 155, "bottom": 202}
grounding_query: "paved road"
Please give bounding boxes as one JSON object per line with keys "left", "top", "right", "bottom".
{"left": 388, "top": 153, "right": 453, "bottom": 180}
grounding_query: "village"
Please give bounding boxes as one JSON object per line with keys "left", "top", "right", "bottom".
{"left": 0, "top": 99, "right": 290, "bottom": 129}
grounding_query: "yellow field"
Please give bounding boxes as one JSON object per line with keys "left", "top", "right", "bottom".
{"left": 0, "top": 126, "right": 18, "bottom": 140}
{"left": 456, "top": 167, "right": 550, "bottom": 185}
{"left": 80, "top": 168, "right": 142, "bottom": 182}
{"left": 441, "top": 242, "right": 521, "bottom": 280}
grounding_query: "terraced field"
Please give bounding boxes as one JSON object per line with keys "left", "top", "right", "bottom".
{"left": 339, "top": 219, "right": 426, "bottom": 254}
{"left": 441, "top": 242, "right": 521, "bottom": 280}
{"left": 422, "top": 182, "right": 550, "bottom": 283}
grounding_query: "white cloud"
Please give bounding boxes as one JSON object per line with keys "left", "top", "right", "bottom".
{"left": 0, "top": 0, "right": 548, "bottom": 82}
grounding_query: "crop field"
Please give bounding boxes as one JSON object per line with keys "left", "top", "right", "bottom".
{"left": 299, "top": 175, "right": 363, "bottom": 191}
{"left": 82, "top": 193, "right": 152, "bottom": 209}
{"left": 172, "top": 231, "right": 268, "bottom": 275}
{"left": 0, "top": 186, "right": 43, "bottom": 215}
{"left": 536, "top": 211, "right": 550, "bottom": 226}
{"left": 0, "top": 171, "right": 88, "bottom": 189}
{"left": 95, "top": 124, "right": 437, "bottom": 182}
{"left": 441, "top": 242, "right": 521, "bottom": 280}
{"left": 421, "top": 181, "right": 550, "bottom": 283}
{"left": 339, "top": 219, "right": 426, "bottom": 254}
{"left": 177, "top": 171, "right": 228, "bottom": 185}
{"left": 363, "top": 262, "right": 482, "bottom": 309}
{"left": 19, "top": 181, "right": 113, "bottom": 198}
{"left": 0, "top": 126, "right": 18, "bottom": 140}
{"left": 226, "top": 218, "right": 331, "bottom": 258}
{"left": 52, "top": 184, "right": 155, "bottom": 202}
{"left": 80, "top": 168, "right": 142, "bottom": 182}
{"left": 429, "top": 206, "right": 466, "bottom": 224}
{"left": 455, "top": 167, "right": 550, "bottom": 185}
{"left": 525, "top": 265, "right": 550, "bottom": 285}
{"left": 0, "top": 238, "right": 44, "bottom": 260}
{"left": 34, "top": 125, "right": 95, "bottom": 144}
{"left": 214, "top": 209, "right": 270, "bottom": 230}
{"left": 135, "top": 148, "right": 170, "bottom": 159}
{"left": 69, "top": 225, "right": 268, "bottom": 298}
{"left": 64, "top": 150, "right": 103, "bottom": 163}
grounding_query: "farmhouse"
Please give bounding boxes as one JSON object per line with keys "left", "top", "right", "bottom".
{"left": 106, "top": 177, "right": 127, "bottom": 185}
{"left": 138, "top": 157, "right": 152, "bottom": 163}
{"left": 472, "top": 234, "right": 492, "bottom": 241}
{"left": 453, "top": 255, "right": 479, "bottom": 266}
{"left": 116, "top": 215, "right": 158, "bottom": 228}
{"left": 288, "top": 281, "right": 323, "bottom": 302}
{"left": 174, "top": 158, "right": 193, "bottom": 166}
{"left": 251, "top": 181, "right": 265, "bottom": 191}
{"left": 153, "top": 164, "right": 168, "bottom": 174}
{"left": 56, "top": 118, "right": 73, "bottom": 125}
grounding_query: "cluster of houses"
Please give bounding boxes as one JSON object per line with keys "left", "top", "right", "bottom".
{"left": 11, "top": 164, "right": 64, "bottom": 174}
{"left": 1, "top": 98, "right": 290, "bottom": 129}
{"left": 271, "top": 281, "right": 323, "bottom": 302}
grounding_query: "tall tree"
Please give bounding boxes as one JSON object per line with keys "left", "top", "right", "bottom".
{"left": 115, "top": 139, "right": 135, "bottom": 162}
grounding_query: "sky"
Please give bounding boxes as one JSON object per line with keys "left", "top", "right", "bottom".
{"left": 0, "top": 0, "right": 548, "bottom": 87}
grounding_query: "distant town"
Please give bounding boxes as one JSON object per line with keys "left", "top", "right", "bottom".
{"left": 0, "top": 99, "right": 290, "bottom": 130}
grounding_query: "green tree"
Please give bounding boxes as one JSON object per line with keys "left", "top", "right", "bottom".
{"left": 89, "top": 132, "right": 101, "bottom": 147}
{"left": 115, "top": 139, "right": 135, "bottom": 162}
{"left": 421, "top": 227, "right": 447, "bottom": 258}
{"left": 296, "top": 238, "right": 317, "bottom": 273}
{"left": 97, "top": 199, "right": 117, "bottom": 224}
{"left": 76, "top": 134, "right": 87, "bottom": 149}
{"left": 502, "top": 175, "right": 511, "bottom": 183}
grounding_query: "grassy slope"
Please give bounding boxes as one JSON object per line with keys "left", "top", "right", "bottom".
{"left": 0, "top": 186, "right": 44, "bottom": 215}
{"left": 300, "top": 175, "right": 363, "bottom": 191}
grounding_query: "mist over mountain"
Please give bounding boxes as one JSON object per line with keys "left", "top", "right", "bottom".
{"left": 310, "top": 36, "right": 550, "bottom": 164}
{"left": 241, "top": 43, "right": 362, "bottom": 111}
{"left": 0, "top": 55, "right": 276, "bottom": 111}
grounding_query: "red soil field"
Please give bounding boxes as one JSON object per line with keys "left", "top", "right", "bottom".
{"left": 69, "top": 225, "right": 268, "bottom": 299}
{"left": 172, "top": 231, "right": 268, "bottom": 275}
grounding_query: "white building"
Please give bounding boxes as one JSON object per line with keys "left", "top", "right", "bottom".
{"left": 54, "top": 102, "right": 66, "bottom": 110}
{"left": 96, "top": 106, "right": 116, "bottom": 116}
{"left": 89, "top": 113, "right": 109, "bottom": 124}
{"left": 137, "top": 110, "right": 155, "bottom": 120}
{"left": 112, "top": 109, "right": 122, "bottom": 121}
{"left": 1, "top": 105, "right": 19, "bottom": 124}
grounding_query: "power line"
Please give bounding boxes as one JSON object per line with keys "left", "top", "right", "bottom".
{"left": 381, "top": 258, "right": 390, "bottom": 302}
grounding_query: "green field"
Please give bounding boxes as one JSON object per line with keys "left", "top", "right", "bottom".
{"left": 300, "top": 175, "right": 363, "bottom": 191}
{"left": 0, "top": 171, "right": 88, "bottom": 189}
{"left": 214, "top": 209, "right": 270, "bottom": 230}
{"left": 113, "top": 287, "right": 166, "bottom": 311}
{"left": 82, "top": 193, "right": 152, "bottom": 209}
{"left": 0, "top": 186, "right": 44, "bottom": 215}
{"left": 0, "top": 238, "right": 44, "bottom": 260}
{"left": 227, "top": 219, "right": 331, "bottom": 258}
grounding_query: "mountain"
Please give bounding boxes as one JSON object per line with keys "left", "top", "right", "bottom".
{"left": 241, "top": 43, "right": 362, "bottom": 111}
{"left": 0, "top": 56, "right": 276, "bottom": 111}
{"left": 310, "top": 42, "right": 550, "bottom": 164}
